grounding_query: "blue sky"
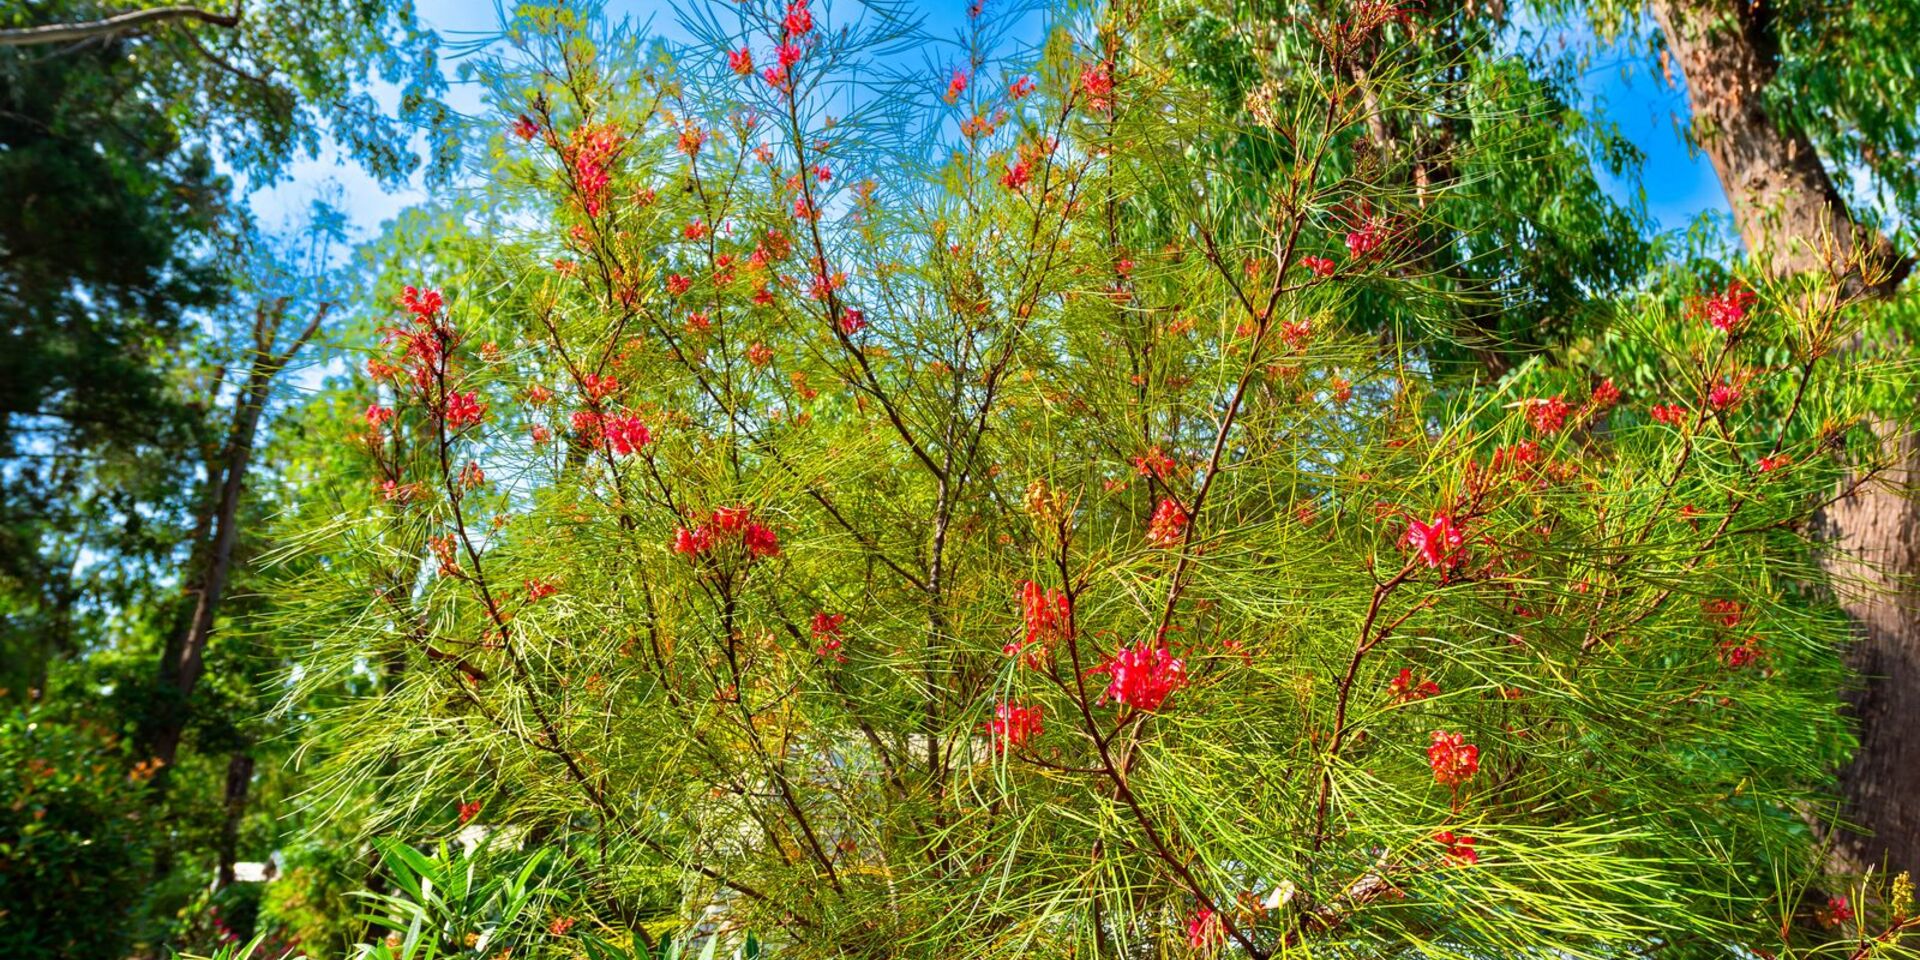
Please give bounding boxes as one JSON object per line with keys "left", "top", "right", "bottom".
{"left": 250, "top": 1, "right": 1736, "bottom": 245}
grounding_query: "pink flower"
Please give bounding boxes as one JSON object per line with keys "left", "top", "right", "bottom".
{"left": 1078, "top": 61, "right": 1114, "bottom": 111}
{"left": 777, "top": 39, "right": 802, "bottom": 68}
{"left": 1403, "top": 514, "right": 1464, "bottom": 569}
{"left": 1300, "top": 255, "right": 1336, "bottom": 278}
{"left": 1147, "top": 498, "right": 1188, "bottom": 547}
{"left": 1091, "top": 643, "right": 1188, "bottom": 712}
{"left": 1345, "top": 221, "right": 1385, "bottom": 259}
{"left": 512, "top": 114, "right": 541, "bottom": 141}
{"left": 839, "top": 308, "right": 866, "bottom": 334}
{"left": 673, "top": 525, "right": 714, "bottom": 556}
{"left": 1703, "top": 280, "right": 1757, "bottom": 334}
{"left": 944, "top": 68, "right": 969, "bottom": 104}
{"left": 1428, "top": 730, "right": 1479, "bottom": 786}
{"left": 1132, "top": 447, "right": 1176, "bottom": 480}
{"left": 1708, "top": 379, "right": 1743, "bottom": 410}
{"left": 667, "top": 274, "right": 692, "bottom": 296}
{"left": 728, "top": 47, "right": 754, "bottom": 76}
{"left": 365, "top": 404, "right": 394, "bottom": 426}
{"left": 985, "top": 701, "right": 1043, "bottom": 751}
{"left": 445, "top": 392, "right": 486, "bottom": 430}
{"left": 999, "top": 157, "right": 1031, "bottom": 191}
{"left": 1186, "top": 907, "right": 1225, "bottom": 949}
{"left": 605, "top": 414, "right": 651, "bottom": 455}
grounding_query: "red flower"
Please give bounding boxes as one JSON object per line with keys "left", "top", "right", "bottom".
{"left": 1091, "top": 643, "right": 1188, "bottom": 711}
{"left": 1077, "top": 61, "right": 1114, "bottom": 111}
{"left": 1403, "top": 514, "right": 1464, "bottom": 569}
{"left": 526, "top": 579, "right": 559, "bottom": 603}
{"left": 1132, "top": 447, "right": 1176, "bottom": 480}
{"left": 782, "top": 0, "right": 813, "bottom": 36}
{"left": 605, "top": 414, "right": 651, "bottom": 455}
{"left": 667, "top": 274, "right": 692, "bottom": 296}
{"left": 743, "top": 520, "right": 780, "bottom": 558}
{"left": 1589, "top": 377, "right": 1621, "bottom": 409}
{"left": 999, "top": 157, "right": 1032, "bottom": 191}
{"left": 985, "top": 701, "right": 1043, "bottom": 751}
{"left": 365, "top": 404, "right": 394, "bottom": 427}
{"left": 1428, "top": 730, "right": 1480, "bottom": 786}
{"left": 1434, "top": 830, "right": 1478, "bottom": 866}
{"left": 747, "top": 342, "right": 774, "bottom": 367}
{"left": 1388, "top": 667, "right": 1440, "bottom": 703}
{"left": 1300, "top": 255, "right": 1335, "bottom": 277}
{"left": 1345, "top": 218, "right": 1387, "bottom": 259}
{"left": 728, "top": 47, "right": 754, "bottom": 76}
{"left": 762, "top": 63, "right": 790, "bottom": 89}
{"left": 944, "top": 68, "right": 969, "bottom": 104}
{"left": 549, "top": 916, "right": 577, "bottom": 937}
{"left": 1009, "top": 75, "right": 1035, "bottom": 100}
{"left": 1717, "top": 634, "right": 1763, "bottom": 669}
{"left": 1186, "top": 907, "right": 1225, "bottom": 949}
{"left": 684, "top": 219, "right": 710, "bottom": 241}
{"left": 673, "top": 525, "right": 714, "bottom": 556}
{"left": 839, "top": 308, "right": 867, "bottom": 334}
{"left": 1527, "top": 395, "right": 1571, "bottom": 433}
{"left": 401, "top": 285, "right": 444, "bottom": 319}
{"left": 512, "top": 114, "right": 541, "bottom": 141}
{"left": 445, "top": 392, "right": 486, "bottom": 430}
{"left": 458, "top": 800, "right": 482, "bottom": 824}
{"left": 1703, "top": 280, "right": 1757, "bottom": 334}
{"left": 1822, "top": 895, "right": 1853, "bottom": 927}
{"left": 1649, "top": 403, "right": 1687, "bottom": 426}
{"left": 1147, "top": 498, "right": 1188, "bottom": 547}
{"left": 1704, "top": 598, "right": 1743, "bottom": 627}
{"left": 812, "top": 611, "right": 847, "bottom": 662}
{"left": 1009, "top": 581, "right": 1070, "bottom": 663}
{"left": 1708, "top": 380, "right": 1743, "bottom": 410}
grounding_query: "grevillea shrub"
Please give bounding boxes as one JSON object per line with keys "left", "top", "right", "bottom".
{"left": 273, "top": 2, "right": 1912, "bottom": 957}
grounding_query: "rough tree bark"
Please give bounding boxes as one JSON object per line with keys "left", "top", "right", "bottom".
{"left": 0, "top": 7, "right": 238, "bottom": 47}
{"left": 1650, "top": 0, "right": 1919, "bottom": 877}
{"left": 1649, "top": 0, "right": 1910, "bottom": 296}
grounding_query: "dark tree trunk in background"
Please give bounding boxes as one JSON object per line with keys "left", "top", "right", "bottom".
{"left": 215, "top": 750, "right": 256, "bottom": 888}
{"left": 1651, "top": 0, "right": 1919, "bottom": 876}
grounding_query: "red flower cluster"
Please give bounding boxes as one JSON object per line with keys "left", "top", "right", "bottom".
{"left": 674, "top": 506, "right": 780, "bottom": 560}
{"left": 1708, "top": 379, "right": 1743, "bottom": 410}
{"left": 1717, "top": 634, "right": 1764, "bottom": 669}
{"left": 446, "top": 391, "right": 486, "bottom": 430}
{"left": 1649, "top": 403, "right": 1687, "bottom": 426}
{"left": 728, "top": 47, "right": 753, "bottom": 76}
{"left": 565, "top": 123, "right": 623, "bottom": 217}
{"left": 1186, "top": 907, "right": 1225, "bottom": 949}
{"left": 526, "top": 578, "right": 559, "bottom": 603}
{"left": 604, "top": 414, "right": 651, "bottom": 456}
{"left": 1078, "top": 61, "right": 1114, "bottom": 111}
{"left": 985, "top": 701, "right": 1043, "bottom": 751}
{"left": 1702, "top": 280, "right": 1757, "bottom": 334}
{"left": 1009, "top": 580, "right": 1070, "bottom": 664}
{"left": 1403, "top": 514, "right": 1464, "bottom": 569}
{"left": 1527, "top": 395, "right": 1572, "bottom": 433}
{"left": 1147, "top": 498, "right": 1188, "bottom": 547}
{"left": 1009, "top": 75, "right": 1035, "bottom": 100}
{"left": 1434, "top": 830, "right": 1478, "bottom": 866}
{"left": 1589, "top": 377, "right": 1621, "bottom": 409}
{"left": 402, "top": 284, "right": 444, "bottom": 319}
{"left": 1428, "top": 730, "right": 1480, "bottom": 786}
{"left": 1388, "top": 667, "right": 1440, "bottom": 703}
{"left": 812, "top": 611, "right": 847, "bottom": 662}
{"left": 1300, "top": 255, "right": 1335, "bottom": 278}
{"left": 1091, "top": 643, "right": 1188, "bottom": 711}
{"left": 944, "top": 68, "right": 969, "bottom": 104}
{"left": 458, "top": 799, "right": 482, "bottom": 824}
{"left": 1132, "top": 446, "right": 1176, "bottom": 480}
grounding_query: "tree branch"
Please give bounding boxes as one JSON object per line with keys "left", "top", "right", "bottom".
{"left": 0, "top": 6, "right": 239, "bottom": 47}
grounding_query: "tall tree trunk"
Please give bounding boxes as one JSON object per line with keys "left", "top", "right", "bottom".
{"left": 215, "top": 750, "right": 256, "bottom": 888}
{"left": 1649, "top": 0, "right": 1909, "bottom": 295}
{"left": 147, "top": 301, "right": 326, "bottom": 777}
{"left": 1650, "top": 0, "right": 1919, "bottom": 876}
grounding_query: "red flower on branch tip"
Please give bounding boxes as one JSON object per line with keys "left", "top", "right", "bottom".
{"left": 401, "top": 285, "right": 443, "bottom": 319}
{"left": 1186, "top": 906, "right": 1225, "bottom": 949}
{"left": 1300, "top": 255, "right": 1335, "bottom": 278}
{"left": 1649, "top": 403, "right": 1687, "bottom": 426}
{"left": 605, "top": 414, "right": 651, "bottom": 456}
{"left": 365, "top": 404, "right": 394, "bottom": 427}
{"left": 812, "top": 611, "right": 847, "bottom": 662}
{"left": 1434, "top": 830, "right": 1478, "bottom": 865}
{"left": 445, "top": 392, "right": 486, "bottom": 430}
{"left": 1703, "top": 280, "right": 1757, "bottom": 334}
{"left": 1389, "top": 667, "right": 1440, "bottom": 703}
{"left": 1708, "top": 379, "right": 1743, "bottom": 410}
{"left": 1009, "top": 581, "right": 1069, "bottom": 665}
{"left": 526, "top": 579, "right": 559, "bottom": 603}
{"left": 1527, "top": 395, "right": 1571, "bottom": 434}
{"left": 512, "top": 114, "right": 540, "bottom": 141}
{"left": 1589, "top": 377, "right": 1621, "bottom": 409}
{"left": 1010, "top": 75, "right": 1035, "bottom": 100}
{"left": 1090, "top": 642, "right": 1188, "bottom": 711}
{"left": 782, "top": 0, "right": 813, "bottom": 36}
{"left": 1147, "top": 498, "right": 1188, "bottom": 547}
{"left": 674, "top": 506, "right": 779, "bottom": 561}
{"left": 728, "top": 47, "right": 753, "bottom": 77}
{"left": 985, "top": 701, "right": 1042, "bottom": 751}
{"left": 1403, "top": 514, "right": 1464, "bottom": 570}
{"left": 1428, "top": 730, "right": 1479, "bottom": 786}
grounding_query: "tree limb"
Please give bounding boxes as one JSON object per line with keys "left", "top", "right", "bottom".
{"left": 0, "top": 6, "right": 239, "bottom": 48}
